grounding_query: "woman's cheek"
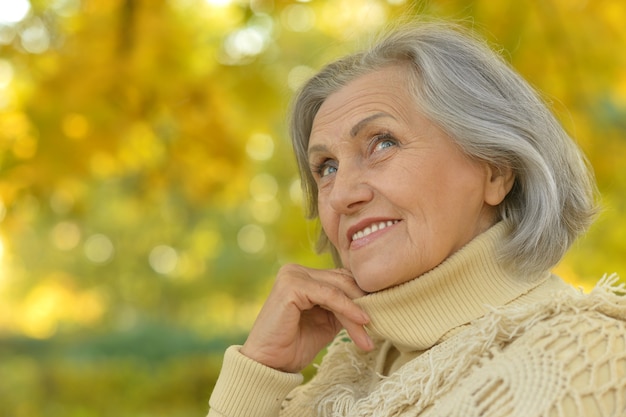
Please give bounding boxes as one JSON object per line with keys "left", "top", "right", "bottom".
{"left": 318, "top": 201, "right": 333, "bottom": 235}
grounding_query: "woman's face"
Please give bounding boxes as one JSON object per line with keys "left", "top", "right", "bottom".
{"left": 308, "top": 65, "right": 506, "bottom": 293}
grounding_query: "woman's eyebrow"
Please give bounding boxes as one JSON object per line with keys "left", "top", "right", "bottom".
{"left": 307, "top": 143, "right": 327, "bottom": 160}
{"left": 307, "top": 112, "right": 395, "bottom": 158}
{"left": 350, "top": 112, "right": 395, "bottom": 137}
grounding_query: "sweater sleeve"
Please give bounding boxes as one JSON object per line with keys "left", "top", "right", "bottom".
{"left": 207, "top": 346, "right": 303, "bottom": 417}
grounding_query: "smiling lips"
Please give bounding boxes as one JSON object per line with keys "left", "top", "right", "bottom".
{"left": 351, "top": 220, "right": 399, "bottom": 242}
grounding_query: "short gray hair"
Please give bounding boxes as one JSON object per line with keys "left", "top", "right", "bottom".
{"left": 290, "top": 21, "right": 598, "bottom": 276}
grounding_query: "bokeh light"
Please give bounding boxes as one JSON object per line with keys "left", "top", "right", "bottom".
{"left": 62, "top": 113, "right": 90, "bottom": 140}
{"left": 249, "top": 173, "right": 278, "bottom": 202}
{"left": 237, "top": 224, "right": 266, "bottom": 254}
{"left": 281, "top": 4, "right": 316, "bottom": 32}
{"left": 289, "top": 178, "right": 303, "bottom": 206}
{"left": 0, "top": 60, "right": 14, "bottom": 89}
{"left": 84, "top": 234, "right": 115, "bottom": 264}
{"left": 50, "top": 221, "right": 81, "bottom": 251}
{"left": 20, "top": 17, "right": 50, "bottom": 53}
{"left": 250, "top": 199, "right": 281, "bottom": 224}
{"left": 204, "top": 0, "right": 233, "bottom": 6}
{"left": 149, "top": 245, "right": 179, "bottom": 275}
{"left": 0, "top": 0, "right": 31, "bottom": 24}
{"left": 246, "top": 133, "right": 274, "bottom": 161}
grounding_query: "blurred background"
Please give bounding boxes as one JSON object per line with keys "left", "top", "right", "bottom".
{"left": 0, "top": 0, "right": 624, "bottom": 415}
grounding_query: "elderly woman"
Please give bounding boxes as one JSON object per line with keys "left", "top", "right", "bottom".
{"left": 208, "top": 22, "right": 626, "bottom": 416}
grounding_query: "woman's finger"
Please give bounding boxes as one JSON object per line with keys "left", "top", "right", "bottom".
{"left": 294, "top": 277, "right": 370, "bottom": 325}
{"left": 334, "top": 312, "right": 374, "bottom": 351}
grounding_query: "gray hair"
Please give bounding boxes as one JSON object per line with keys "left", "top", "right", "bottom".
{"left": 290, "top": 21, "right": 598, "bottom": 276}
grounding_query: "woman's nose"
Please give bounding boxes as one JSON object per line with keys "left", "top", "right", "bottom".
{"left": 328, "top": 164, "right": 373, "bottom": 213}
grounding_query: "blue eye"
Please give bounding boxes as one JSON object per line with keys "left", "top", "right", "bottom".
{"left": 320, "top": 164, "right": 337, "bottom": 177}
{"left": 311, "top": 160, "right": 337, "bottom": 178}
{"left": 372, "top": 133, "right": 396, "bottom": 152}
{"left": 375, "top": 139, "right": 395, "bottom": 150}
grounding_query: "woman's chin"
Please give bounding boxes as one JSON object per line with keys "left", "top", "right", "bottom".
{"left": 353, "top": 274, "right": 388, "bottom": 294}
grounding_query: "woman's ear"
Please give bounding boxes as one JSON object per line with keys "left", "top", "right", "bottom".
{"left": 484, "top": 164, "right": 515, "bottom": 206}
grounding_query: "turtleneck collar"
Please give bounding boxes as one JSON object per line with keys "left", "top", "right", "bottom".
{"left": 354, "top": 222, "right": 550, "bottom": 352}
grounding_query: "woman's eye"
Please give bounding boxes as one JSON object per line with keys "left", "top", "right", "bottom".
{"left": 372, "top": 134, "right": 397, "bottom": 152}
{"left": 312, "top": 161, "right": 337, "bottom": 178}
{"left": 375, "top": 139, "right": 395, "bottom": 150}
{"left": 320, "top": 164, "right": 337, "bottom": 177}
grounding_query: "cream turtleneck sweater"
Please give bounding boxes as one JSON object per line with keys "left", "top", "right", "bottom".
{"left": 353, "top": 222, "right": 569, "bottom": 375}
{"left": 208, "top": 223, "right": 626, "bottom": 417}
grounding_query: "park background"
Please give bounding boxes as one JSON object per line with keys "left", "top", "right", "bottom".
{"left": 0, "top": 0, "right": 625, "bottom": 415}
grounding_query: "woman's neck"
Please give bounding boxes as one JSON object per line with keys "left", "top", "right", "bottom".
{"left": 355, "top": 222, "right": 550, "bottom": 352}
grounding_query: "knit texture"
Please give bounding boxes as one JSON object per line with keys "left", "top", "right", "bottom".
{"left": 208, "top": 224, "right": 626, "bottom": 417}
{"left": 282, "top": 275, "right": 626, "bottom": 416}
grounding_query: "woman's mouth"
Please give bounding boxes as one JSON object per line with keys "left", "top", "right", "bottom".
{"left": 351, "top": 220, "right": 400, "bottom": 242}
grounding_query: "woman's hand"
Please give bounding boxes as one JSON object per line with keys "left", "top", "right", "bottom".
{"left": 240, "top": 264, "right": 373, "bottom": 373}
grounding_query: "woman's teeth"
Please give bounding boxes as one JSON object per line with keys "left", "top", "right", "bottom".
{"left": 352, "top": 220, "right": 399, "bottom": 241}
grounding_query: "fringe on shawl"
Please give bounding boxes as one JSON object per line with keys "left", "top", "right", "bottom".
{"left": 303, "top": 274, "right": 626, "bottom": 417}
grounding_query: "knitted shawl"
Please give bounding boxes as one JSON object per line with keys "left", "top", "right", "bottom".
{"left": 284, "top": 276, "right": 626, "bottom": 416}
